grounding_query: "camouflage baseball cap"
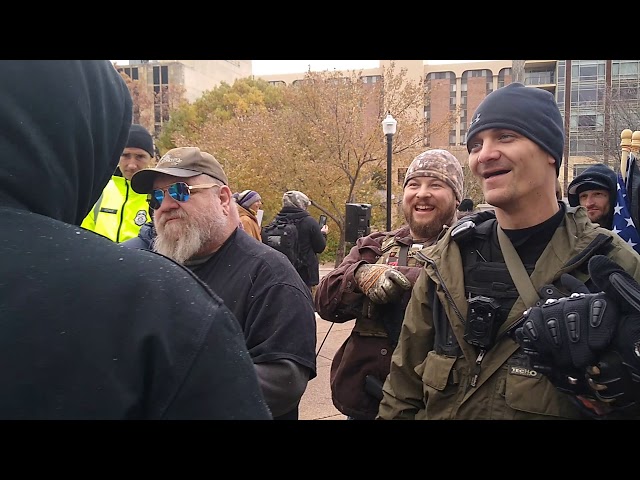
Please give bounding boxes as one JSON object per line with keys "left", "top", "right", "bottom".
{"left": 131, "top": 146, "right": 228, "bottom": 194}
{"left": 403, "top": 149, "right": 464, "bottom": 202}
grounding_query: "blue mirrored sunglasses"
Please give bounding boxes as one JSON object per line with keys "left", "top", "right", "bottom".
{"left": 147, "top": 182, "right": 220, "bottom": 210}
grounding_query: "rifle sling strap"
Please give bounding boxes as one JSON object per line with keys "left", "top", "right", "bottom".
{"left": 496, "top": 225, "right": 540, "bottom": 308}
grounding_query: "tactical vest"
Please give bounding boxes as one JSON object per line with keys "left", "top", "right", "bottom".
{"left": 431, "top": 213, "right": 614, "bottom": 356}
{"left": 378, "top": 235, "right": 425, "bottom": 269}
{"left": 456, "top": 217, "right": 525, "bottom": 325}
{"left": 353, "top": 235, "right": 426, "bottom": 347}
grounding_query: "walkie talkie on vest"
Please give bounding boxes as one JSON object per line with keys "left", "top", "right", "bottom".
{"left": 464, "top": 295, "right": 501, "bottom": 350}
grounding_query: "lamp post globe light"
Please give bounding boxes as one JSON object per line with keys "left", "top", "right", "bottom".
{"left": 382, "top": 112, "right": 397, "bottom": 231}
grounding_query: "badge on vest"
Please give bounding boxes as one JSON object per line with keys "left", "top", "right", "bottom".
{"left": 135, "top": 210, "right": 147, "bottom": 226}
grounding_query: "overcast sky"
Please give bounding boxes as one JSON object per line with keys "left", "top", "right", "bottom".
{"left": 112, "top": 60, "right": 486, "bottom": 76}
{"left": 251, "top": 60, "right": 484, "bottom": 76}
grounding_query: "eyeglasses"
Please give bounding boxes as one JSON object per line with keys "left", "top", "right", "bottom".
{"left": 147, "top": 182, "right": 220, "bottom": 210}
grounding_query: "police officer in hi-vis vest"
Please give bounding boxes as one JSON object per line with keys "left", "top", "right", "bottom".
{"left": 315, "top": 149, "right": 464, "bottom": 420}
{"left": 81, "top": 124, "right": 155, "bottom": 242}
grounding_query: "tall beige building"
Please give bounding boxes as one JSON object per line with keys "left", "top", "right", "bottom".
{"left": 114, "top": 60, "right": 251, "bottom": 135}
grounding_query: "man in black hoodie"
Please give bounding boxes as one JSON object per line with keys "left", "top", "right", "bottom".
{"left": 0, "top": 61, "right": 271, "bottom": 419}
{"left": 567, "top": 163, "right": 617, "bottom": 230}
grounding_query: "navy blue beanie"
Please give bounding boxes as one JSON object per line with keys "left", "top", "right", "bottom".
{"left": 466, "top": 83, "right": 565, "bottom": 176}
{"left": 567, "top": 163, "right": 617, "bottom": 207}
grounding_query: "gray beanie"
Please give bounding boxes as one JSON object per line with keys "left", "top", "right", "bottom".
{"left": 466, "top": 83, "right": 564, "bottom": 176}
{"left": 283, "top": 190, "right": 311, "bottom": 209}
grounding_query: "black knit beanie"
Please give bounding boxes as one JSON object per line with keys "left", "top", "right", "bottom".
{"left": 126, "top": 124, "right": 154, "bottom": 158}
{"left": 466, "top": 83, "right": 564, "bottom": 176}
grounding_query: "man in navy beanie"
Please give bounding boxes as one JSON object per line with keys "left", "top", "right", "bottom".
{"left": 379, "top": 82, "right": 640, "bottom": 420}
{"left": 81, "top": 123, "right": 155, "bottom": 242}
{"left": 567, "top": 163, "right": 617, "bottom": 229}
{"left": 466, "top": 82, "right": 565, "bottom": 176}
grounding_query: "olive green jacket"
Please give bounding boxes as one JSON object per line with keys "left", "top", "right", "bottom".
{"left": 377, "top": 207, "right": 640, "bottom": 420}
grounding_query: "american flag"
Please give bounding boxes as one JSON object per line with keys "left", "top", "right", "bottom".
{"left": 612, "top": 159, "right": 640, "bottom": 254}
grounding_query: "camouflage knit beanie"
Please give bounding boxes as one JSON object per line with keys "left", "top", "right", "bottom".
{"left": 282, "top": 190, "right": 311, "bottom": 209}
{"left": 403, "top": 149, "right": 464, "bottom": 202}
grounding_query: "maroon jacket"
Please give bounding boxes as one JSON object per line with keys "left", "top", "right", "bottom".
{"left": 314, "top": 225, "right": 427, "bottom": 419}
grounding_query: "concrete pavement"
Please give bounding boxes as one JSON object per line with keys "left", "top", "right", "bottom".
{"left": 299, "top": 264, "right": 353, "bottom": 420}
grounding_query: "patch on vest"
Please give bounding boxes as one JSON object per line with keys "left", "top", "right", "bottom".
{"left": 508, "top": 365, "right": 539, "bottom": 378}
{"left": 135, "top": 210, "right": 148, "bottom": 226}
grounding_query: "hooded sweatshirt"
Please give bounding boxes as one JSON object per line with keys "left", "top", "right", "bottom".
{"left": 0, "top": 61, "right": 270, "bottom": 419}
{"left": 567, "top": 163, "right": 617, "bottom": 230}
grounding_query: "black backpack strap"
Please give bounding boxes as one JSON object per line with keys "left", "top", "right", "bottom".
{"left": 397, "top": 244, "right": 410, "bottom": 266}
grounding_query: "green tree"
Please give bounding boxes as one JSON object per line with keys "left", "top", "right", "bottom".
{"left": 156, "top": 77, "right": 284, "bottom": 154}
{"left": 160, "top": 63, "right": 455, "bottom": 264}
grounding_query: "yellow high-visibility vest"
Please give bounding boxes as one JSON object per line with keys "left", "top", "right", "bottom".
{"left": 81, "top": 175, "right": 149, "bottom": 242}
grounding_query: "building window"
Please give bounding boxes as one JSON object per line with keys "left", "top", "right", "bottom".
{"left": 153, "top": 65, "right": 170, "bottom": 133}
{"left": 362, "top": 75, "right": 381, "bottom": 84}
{"left": 498, "top": 68, "right": 512, "bottom": 88}
{"left": 117, "top": 67, "right": 139, "bottom": 81}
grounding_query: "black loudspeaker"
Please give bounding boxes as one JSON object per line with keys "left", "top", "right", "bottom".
{"left": 345, "top": 203, "right": 372, "bottom": 242}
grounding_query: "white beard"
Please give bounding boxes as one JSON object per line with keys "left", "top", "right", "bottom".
{"left": 154, "top": 219, "right": 206, "bottom": 264}
{"left": 154, "top": 206, "right": 227, "bottom": 264}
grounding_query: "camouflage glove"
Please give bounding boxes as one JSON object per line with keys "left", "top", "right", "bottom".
{"left": 354, "top": 263, "right": 412, "bottom": 304}
{"left": 514, "top": 272, "right": 619, "bottom": 397}
{"left": 578, "top": 255, "right": 640, "bottom": 413}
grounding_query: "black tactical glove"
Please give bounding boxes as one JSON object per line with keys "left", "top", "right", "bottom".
{"left": 516, "top": 273, "right": 618, "bottom": 370}
{"left": 514, "top": 272, "right": 618, "bottom": 397}
{"left": 354, "top": 263, "right": 412, "bottom": 304}
{"left": 578, "top": 255, "right": 640, "bottom": 412}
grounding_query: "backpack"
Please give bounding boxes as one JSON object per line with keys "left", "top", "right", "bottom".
{"left": 262, "top": 217, "right": 302, "bottom": 268}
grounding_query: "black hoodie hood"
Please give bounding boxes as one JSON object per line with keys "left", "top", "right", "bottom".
{"left": 567, "top": 163, "right": 617, "bottom": 229}
{"left": 0, "top": 61, "right": 132, "bottom": 225}
{"left": 567, "top": 164, "right": 617, "bottom": 206}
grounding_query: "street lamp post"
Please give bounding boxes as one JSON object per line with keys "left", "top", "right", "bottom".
{"left": 382, "top": 112, "right": 397, "bottom": 231}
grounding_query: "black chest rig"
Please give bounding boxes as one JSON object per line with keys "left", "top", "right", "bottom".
{"left": 433, "top": 211, "right": 615, "bottom": 356}
{"left": 452, "top": 214, "right": 537, "bottom": 328}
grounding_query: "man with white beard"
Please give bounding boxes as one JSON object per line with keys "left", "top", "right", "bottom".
{"left": 131, "top": 147, "right": 317, "bottom": 421}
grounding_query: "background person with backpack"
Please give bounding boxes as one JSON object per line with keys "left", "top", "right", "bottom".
{"left": 263, "top": 190, "right": 328, "bottom": 296}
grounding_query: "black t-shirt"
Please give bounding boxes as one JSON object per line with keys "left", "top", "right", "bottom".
{"left": 502, "top": 202, "right": 566, "bottom": 266}
{"left": 187, "top": 228, "right": 317, "bottom": 378}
